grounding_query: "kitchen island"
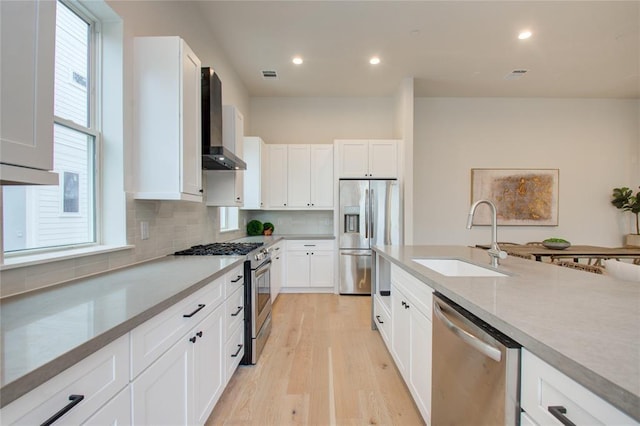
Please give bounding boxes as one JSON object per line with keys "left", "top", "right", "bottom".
{"left": 373, "top": 245, "right": 640, "bottom": 422}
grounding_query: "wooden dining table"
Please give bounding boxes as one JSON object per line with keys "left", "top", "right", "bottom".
{"left": 475, "top": 244, "right": 640, "bottom": 264}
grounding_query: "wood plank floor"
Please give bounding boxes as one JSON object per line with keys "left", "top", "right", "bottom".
{"left": 206, "top": 293, "right": 424, "bottom": 426}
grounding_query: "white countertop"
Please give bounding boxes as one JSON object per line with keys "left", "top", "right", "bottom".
{"left": 374, "top": 245, "right": 640, "bottom": 421}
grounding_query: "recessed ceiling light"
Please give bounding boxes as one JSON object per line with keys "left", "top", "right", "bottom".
{"left": 292, "top": 56, "right": 303, "bottom": 65}
{"left": 369, "top": 57, "right": 381, "bottom": 65}
{"left": 518, "top": 31, "right": 532, "bottom": 40}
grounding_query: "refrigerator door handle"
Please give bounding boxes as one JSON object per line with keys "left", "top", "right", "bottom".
{"left": 364, "top": 189, "right": 369, "bottom": 239}
{"left": 370, "top": 189, "right": 374, "bottom": 241}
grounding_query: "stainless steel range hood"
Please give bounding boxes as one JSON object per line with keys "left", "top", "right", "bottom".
{"left": 202, "top": 147, "right": 247, "bottom": 170}
{"left": 201, "top": 68, "right": 247, "bottom": 171}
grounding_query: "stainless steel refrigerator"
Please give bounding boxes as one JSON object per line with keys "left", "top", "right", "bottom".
{"left": 339, "top": 179, "right": 401, "bottom": 294}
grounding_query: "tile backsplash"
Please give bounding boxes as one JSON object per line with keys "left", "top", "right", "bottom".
{"left": 0, "top": 194, "right": 247, "bottom": 298}
{"left": 246, "top": 210, "right": 334, "bottom": 235}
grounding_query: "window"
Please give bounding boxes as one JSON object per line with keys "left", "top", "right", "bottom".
{"left": 3, "top": 1, "right": 98, "bottom": 253}
{"left": 220, "top": 207, "right": 239, "bottom": 232}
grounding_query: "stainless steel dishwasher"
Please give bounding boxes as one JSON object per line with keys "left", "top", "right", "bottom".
{"left": 432, "top": 293, "right": 521, "bottom": 426}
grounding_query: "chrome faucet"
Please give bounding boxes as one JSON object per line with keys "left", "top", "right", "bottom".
{"left": 467, "top": 200, "right": 507, "bottom": 268}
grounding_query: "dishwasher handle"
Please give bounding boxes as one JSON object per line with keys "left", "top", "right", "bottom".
{"left": 433, "top": 299, "right": 502, "bottom": 362}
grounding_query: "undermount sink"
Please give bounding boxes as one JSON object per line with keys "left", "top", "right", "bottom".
{"left": 412, "top": 258, "right": 508, "bottom": 277}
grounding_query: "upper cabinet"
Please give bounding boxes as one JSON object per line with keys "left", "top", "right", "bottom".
{"left": 336, "top": 139, "right": 400, "bottom": 179}
{"left": 0, "top": 0, "right": 58, "bottom": 185}
{"left": 242, "top": 136, "right": 267, "bottom": 209}
{"left": 206, "top": 106, "right": 244, "bottom": 206}
{"left": 133, "top": 36, "right": 202, "bottom": 202}
{"left": 265, "top": 144, "right": 333, "bottom": 209}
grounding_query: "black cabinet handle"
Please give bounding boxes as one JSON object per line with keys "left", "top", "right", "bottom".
{"left": 189, "top": 336, "right": 197, "bottom": 343}
{"left": 375, "top": 315, "right": 384, "bottom": 324}
{"left": 548, "top": 406, "right": 577, "bottom": 426}
{"left": 183, "top": 304, "right": 205, "bottom": 318}
{"left": 231, "top": 306, "right": 243, "bottom": 316}
{"left": 231, "top": 275, "right": 243, "bottom": 283}
{"left": 401, "top": 300, "right": 410, "bottom": 309}
{"left": 231, "top": 344, "right": 243, "bottom": 357}
{"left": 196, "top": 331, "right": 203, "bottom": 338}
{"left": 41, "top": 394, "right": 84, "bottom": 426}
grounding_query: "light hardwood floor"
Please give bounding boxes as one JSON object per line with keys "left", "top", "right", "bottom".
{"left": 206, "top": 293, "right": 424, "bottom": 426}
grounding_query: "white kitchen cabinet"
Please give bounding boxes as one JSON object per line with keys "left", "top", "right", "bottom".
{"left": 133, "top": 36, "right": 202, "bottom": 202}
{"left": 271, "top": 241, "right": 285, "bottom": 301}
{"left": 131, "top": 303, "right": 225, "bottom": 426}
{"left": 266, "top": 144, "right": 288, "bottom": 208}
{"left": 284, "top": 240, "right": 335, "bottom": 289}
{"left": 242, "top": 136, "right": 268, "bottom": 209}
{"left": 389, "top": 265, "right": 433, "bottom": 424}
{"left": 224, "top": 285, "right": 245, "bottom": 383}
{"left": 82, "top": 386, "right": 131, "bottom": 426}
{"left": 206, "top": 106, "right": 245, "bottom": 206}
{"left": 287, "top": 144, "right": 334, "bottom": 209}
{"left": 0, "top": 0, "right": 58, "bottom": 185}
{"left": 1, "top": 334, "right": 130, "bottom": 425}
{"left": 335, "top": 139, "right": 399, "bottom": 179}
{"left": 373, "top": 295, "right": 391, "bottom": 346}
{"left": 520, "top": 349, "right": 638, "bottom": 426}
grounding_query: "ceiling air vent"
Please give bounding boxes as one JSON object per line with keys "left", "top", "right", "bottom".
{"left": 504, "top": 69, "right": 528, "bottom": 80}
{"left": 262, "top": 70, "right": 278, "bottom": 80}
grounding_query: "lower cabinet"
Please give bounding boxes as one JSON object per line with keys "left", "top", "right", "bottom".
{"left": 270, "top": 241, "right": 285, "bottom": 301}
{"left": 82, "top": 386, "right": 131, "bottom": 426}
{"left": 284, "top": 240, "right": 335, "bottom": 289}
{"left": 520, "top": 349, "right": 638, "bottom": 425}
{"left": 380, "top": 264, "right": 433, "bottom": 425}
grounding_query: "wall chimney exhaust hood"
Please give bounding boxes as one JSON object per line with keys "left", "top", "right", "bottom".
{"left": 201, "top": 68, "right": 247, "bottom": 170}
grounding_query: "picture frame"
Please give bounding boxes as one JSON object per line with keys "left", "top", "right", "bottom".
{"left": 470, "top": 168, "right": 559, "bottom": 226}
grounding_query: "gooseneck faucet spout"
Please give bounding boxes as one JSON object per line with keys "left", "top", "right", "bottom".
{"left": 467, "top": 200, "right": 507, "bottom": 268}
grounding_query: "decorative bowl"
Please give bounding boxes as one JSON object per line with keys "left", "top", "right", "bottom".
{"left": 542, "top": 241, "right": 571, "bottom": 250}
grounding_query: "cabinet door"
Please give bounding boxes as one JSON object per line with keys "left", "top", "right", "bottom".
{"left": 368, "top": 140, "right": 398, "bottom": 178}
{"left": 310, "top": 145, "right": 334, "bottom": 208}
{"left": 231, "top": 107, "right": 244, "bottom": 205}
{"left": 409, "top": 307, "right": 432, "bottom": 423}
{"left": 391, "top": 286, "right": 410, "bottom": 379}
{"left": 193, "top": 305, "right": 226, "bottom": 425}
{"left": 285, "top": 251, "right": 310, "bottom": 287}
{"left": 337, "top": 140, "right": 369, "bottom": 178}
{"left": 287, "top": 144, "right": 311, "bottom": 208}
{"left": 82, "top": 386, "right": 131, "bottom": 426}
{"left": 267, "top": 144, "right": 288, "bottom": 208}
{"left": 180, "top": 40, "right": 202, "bottom": 197}
{"left": 309, "top": 251, "right": 334, "bottom": 288}
{"left": 271, "top": 242, "right": 284, "bottom": 301}
{"left": 0, "top": 0, "right": 56, "bottom": 175}
{"left": 242, "top": 137, "right": 263, "bottom": 209}
{"left": 131, "top": 337, "right": 192, "bottom": 426}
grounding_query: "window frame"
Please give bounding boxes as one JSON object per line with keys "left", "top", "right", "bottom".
{"left": 219, "top": 207, "right": 240, "bottom": 233}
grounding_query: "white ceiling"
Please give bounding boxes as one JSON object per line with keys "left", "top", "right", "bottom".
{"left": 195, "top": 1, "right": 640, "bottom": 98}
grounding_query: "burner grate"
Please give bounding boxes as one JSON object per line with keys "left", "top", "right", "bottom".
{"left": 174, "top": 242, "right": 263, "bottom": 256}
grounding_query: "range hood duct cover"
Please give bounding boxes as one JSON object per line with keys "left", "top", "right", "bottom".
{"left": 201, "top": 68, "right": 247, "bottom": 170}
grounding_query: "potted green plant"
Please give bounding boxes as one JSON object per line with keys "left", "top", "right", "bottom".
{"left": 263, "top": 222, "right": 275, "bottom": 236}
{"left": 611, "top": 186, "right": 640, "bottom": 246}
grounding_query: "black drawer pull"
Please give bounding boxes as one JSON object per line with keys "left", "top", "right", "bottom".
{"left": 189, "top": 336, "right": 197, "bottom": 343}
{"left": 231, "top": 275, "right": 243, "bottom": 283}
{"left": 231, "top": 306, "right": 243, "bottom": 316}
{"left": 41, "top": 394, "right": 84, "bottom": 426}
{"left": 231, "top": 344, "right": 243, "bottom": 357}
{"left": 183, "top": 304, "right": 205, "bottom": 318}
{"left": 548, "top": 406, "right": 577, "bottom": 426}
{"left": 375, "top": 315, "right": 384, "bottom": 324}
{"left": 196, "top": 331, "right": 203, "bottom": 338}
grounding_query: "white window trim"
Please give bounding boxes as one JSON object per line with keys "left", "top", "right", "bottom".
{"left": 220, "top": 207, "right": 240, "bottom": 233}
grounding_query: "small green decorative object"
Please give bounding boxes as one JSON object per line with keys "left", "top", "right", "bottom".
{"left": 263, "top": 222, "right": 275, "bottom": 236}
{"left": 247, "top": 220, "right": 264, "bottom": 236}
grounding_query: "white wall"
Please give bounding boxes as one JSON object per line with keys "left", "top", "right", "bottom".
{"left": 414, "top": 98, "right": 640, "bottom": 247}
{"left": 249, "top": 97, "right": 394, "bottom": 143}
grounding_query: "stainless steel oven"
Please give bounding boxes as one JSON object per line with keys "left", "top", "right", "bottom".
{"left": 243, "top": 248, "right": 272, "bottom": 365}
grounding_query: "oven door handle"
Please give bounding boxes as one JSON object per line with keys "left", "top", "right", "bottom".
{"left": 433, "top": 299, "right": 502, "bottom": 362}
{"left": 254, "top": 259, "right": 272, "bottom": 277}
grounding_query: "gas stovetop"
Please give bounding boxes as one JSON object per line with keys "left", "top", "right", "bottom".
{"left": 174, "top": 242, "right": 264, "bottom": 256}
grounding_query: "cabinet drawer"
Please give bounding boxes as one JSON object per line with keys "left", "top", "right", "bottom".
{"left": 225, "top": 321, "right": 244, "bottom": 381}
{"left": 521, "top": 349, "right": 637, "bottom": 425}
{"left": 130, "top": 277, "right": 224, "bottom": 378}
{"left": 391, "top": 265, "right": 433, "bottom": 319}
{"left": 2, "top": 334, "right": 129, "bottom": 425}
{"left": 225, "top": 285, "right": 245, "bottom": 335}
{"left": 373, "top": 294, "right": 391, "bottom": 347}
{"left": 287, "top": 239, "right": 334, "bottom": 251}
{"left": 225, "top": 263, "right": 245, "bottom": 298}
